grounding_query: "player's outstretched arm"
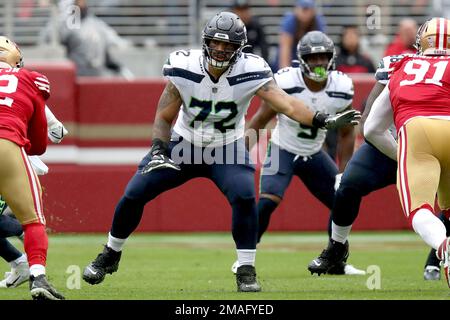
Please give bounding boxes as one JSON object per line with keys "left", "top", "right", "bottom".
{"left": 364, "top": 86, "right": 397, "bottom": 161}
{"left": 256, "top": 80, "right": 361, "bottom": 129}
{"left": 142, "top": 80, "right": 182, "bottom": 175}
{"left": 245, "top": 101, "right": 276, "bottom": 150}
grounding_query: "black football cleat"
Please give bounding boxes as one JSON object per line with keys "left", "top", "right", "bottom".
{"left": 83, "top": 245, "right": 122, "bottom": 285}
{"left": 30, "top": 274, "right": 65, "bottom": 300}
{"left": 236, "top": 265, "right": 261, "bottom": 292}
{"left": 327, "top": 261, "right": 366, "bottom": 275}
{"left": 327, "top": 261, "right": 346, "bottom": 275}
{"left": 308, "top": 239, "right": 349, "bottom": 276}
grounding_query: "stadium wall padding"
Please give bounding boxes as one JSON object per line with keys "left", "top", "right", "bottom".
{"left": 30, "top": 62, "right": 409, "bottom": 232}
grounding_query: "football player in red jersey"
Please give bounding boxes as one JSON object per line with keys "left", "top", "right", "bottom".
{"left": 365, "top": 17, "right": 450, "bottom": 288}
{"left": 0, "top": 36, "right": 64, "bottom": 299}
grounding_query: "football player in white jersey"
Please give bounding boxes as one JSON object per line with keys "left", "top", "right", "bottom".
{"left": 242, "top": 31, "right": 364, "bottom": 275}
{"left": 308, "top": 22, "right": 449, "bottom": 280}
{"left": 82, "top": 12, "right": 360, "bottom": 292}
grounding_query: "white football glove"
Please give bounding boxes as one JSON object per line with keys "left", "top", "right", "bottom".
{"left": 334, "top": 173, "right": 343, "bottom": 191}
{"left": 48, "top": 121, "right": 68, "bottom": 144}
{"left": 28, "top": 156, "right": 49, "bottom": 175}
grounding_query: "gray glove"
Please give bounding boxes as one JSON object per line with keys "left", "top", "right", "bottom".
{"left": 141, "top": 139, "right": 180, "bottom": 175}
{"left": 313, "top": 109, "right": 361, "bottom": 129}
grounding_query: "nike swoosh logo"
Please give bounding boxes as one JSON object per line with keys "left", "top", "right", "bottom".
{"left": 6, "top": 276, "right": 20, "bottom": 288}
{"left": 86, "top": 267, "right": 98, "bottom": 275}
{"left": 312, "top": 260, "right": 322, "bottom": 266}
{"left": 50, "top": 131, "right": 61, "bottom": 138}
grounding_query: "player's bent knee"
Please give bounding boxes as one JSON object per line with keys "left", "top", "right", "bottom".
{"left": 226, "top": 174, "right": 256, "bottom": 204}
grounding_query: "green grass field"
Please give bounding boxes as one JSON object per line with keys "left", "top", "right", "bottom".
{"left": 1, "top": 231, "right": 449, "bottom": 300}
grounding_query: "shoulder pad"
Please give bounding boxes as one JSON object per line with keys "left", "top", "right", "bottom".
{"left": 239, "top": 53, "right": 271, "bottom": 73}
{"left": 164, "top": 49, "right": 198, "bottom": 70}
{"left": 375, "top": 55, "right": 405, "bottom": 84}
{"left": 26, "top": 69, "right": 50, "bottom": 100}
{"left": 331, "top": 70, "right": 353, "bottom": 94}
{"left": 273, "top": 67, "right": 298, "bottom": 89}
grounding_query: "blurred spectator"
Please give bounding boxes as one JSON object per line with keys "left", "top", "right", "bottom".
{"left": 40, "top": 0, "right": 133, "bottom": 77}
{"left": 384, "top": 18, "right": 418, "bottom": 56}
{"left": 336, "top": 25, "right": 376, "bottom": 74}
{"left": 230, "top": 0, "right": 269, "bottom": 62}
{"left": 272, "top": 0, "right": 326, "bottom": 71}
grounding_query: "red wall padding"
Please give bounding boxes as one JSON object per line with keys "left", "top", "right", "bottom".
{"left": 25, "top": 64, "right": 408, "bottom": 233}
{"left": 40, "top": 165, "right": 407, "bottom": 233}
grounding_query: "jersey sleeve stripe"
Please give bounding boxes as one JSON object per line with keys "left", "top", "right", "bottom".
{"left": 35, "top": 77, "right": 49, "bottom": 83}
{"left": 34, "top": 81, "right": 50, "bottom": 88}
{"left": 37, "top": 87, "right": 50, "bottom": 93}
{"left": 325, "top": 91, "right": 353, "bottom": 100}
{"left": 163, "top": 67, "right": 205, "bottom": 83}
{"left": 283, "top": 86, "right": 305, "bottom": 94}
{"left": 227, "top": 70, "right": 272, "bottom": 86}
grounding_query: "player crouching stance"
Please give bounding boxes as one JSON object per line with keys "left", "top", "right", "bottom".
{"left": 82, "top": 12, "right": 360, "bottom": 292}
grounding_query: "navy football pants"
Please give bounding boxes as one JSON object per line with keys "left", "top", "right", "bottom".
{"left": 331, "top": 142, "right": 397, "bottom": 226}
{"left": 258, "top": 143, "right": 338, "bottom": 241}
{"left": 111, "top": 138, "right": 258, "bottom": 249}
{"left": 0, "top": 214, "right": 23, "bottom": 263}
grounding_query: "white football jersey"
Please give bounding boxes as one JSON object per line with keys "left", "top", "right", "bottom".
{"left": 271, "top": 68, "right": 353, "bottom": 156}
{"left": 374, "top": 54, "right": 412, "bottom": 140}
{"left": 163, "top": 49, "right": 272, "bottom": 147}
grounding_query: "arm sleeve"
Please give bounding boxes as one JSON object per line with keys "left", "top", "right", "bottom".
{"left": 45, "top": 105, "right": 60, "bottom": 126}
{"left": 363, "top": 85, "right": 397, "bottom": 161}
{"left": 27, "top": 102, "right": 48, "bottom": 155}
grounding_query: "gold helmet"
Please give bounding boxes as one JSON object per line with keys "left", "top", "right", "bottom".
{"left": 415, "top": 17, "right": 450, "bottom": 56}
{"left": 0, "top": 36, "right": 23, "bottom": 68}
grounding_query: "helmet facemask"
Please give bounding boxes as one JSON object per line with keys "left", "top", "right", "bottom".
{"left": 297, "top": 31, "right": 336, "bottom": 82}
{"left": 299, "top": 52, "right": 335, "bottom": 82}
{"left": 203, "top": 37, "right": 242, "bottom": 69}
{"left": 201, "top": 12, "right": 247, "bottom": 70}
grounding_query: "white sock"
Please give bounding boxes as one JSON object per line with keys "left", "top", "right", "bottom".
{"left": 412, "top": 208, "right": 446, "bottom": 250}
{"left": 107, "top": 233, "right": 126, "bottom": 252}
{"left": 29, "top": 264, "right": 45, "bottom": 277}
{"left": 10, "top": 254, "right": 27, "bottom": 268}
{"left": 331, "top": 221, "right": 352, "bottom": 244}
{"left": 236, "top": 249, "right": 256, "bottom": 267}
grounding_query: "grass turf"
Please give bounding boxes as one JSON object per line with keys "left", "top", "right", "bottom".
{"left": 0, "top": 231, "right": 449, "bottom": 300}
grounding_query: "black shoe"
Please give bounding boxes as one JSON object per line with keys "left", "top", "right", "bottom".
{"left": 30, "top": 274, "right": 65, "bottom": 300}
{"left": 308, "top": 239, "right": 349, "bottom": 276}
{"left": 236, "top": 265, "right": 261, "bottom": 292}
{"left": 327, "top": 261, "right": 346, "bottom": 275}
{"left": 424, "top": 265, "right": 441, "bottom": 281}
{"left": 83, "top": 245, "right": 122, "bottom": 285}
